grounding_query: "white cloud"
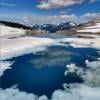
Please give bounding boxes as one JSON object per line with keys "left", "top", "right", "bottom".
{"left": 89, "top": 0, "right": 97, "bottom": 3}
{"left": 37, "top": 0, "right": 84, "bottom": 9}
{"left": 59, "top": 8, "right": 72, "bottom": 15}
{"left": 36, "top": 0, "right": 98, "bottom": 9}
{"left": 0, "top": 2, "right": 16, "bottom": 7}
{"left": 22, "top": 12, "right": 99, "bottom": 24}
{"left": 22, "top": 14, "right": 77, "bottom": 24}
{"left": 81, "top": 13, "right": 100, "bottom": 20}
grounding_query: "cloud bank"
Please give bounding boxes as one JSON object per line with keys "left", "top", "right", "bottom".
{"left": 36, "top": 0, "right": 83, "bottom": 9}
{"left": 0, "top": 2, "right": 16, "bottom": 7}
{"left": 36, "top": 0, "right": 97, "bottom": 9}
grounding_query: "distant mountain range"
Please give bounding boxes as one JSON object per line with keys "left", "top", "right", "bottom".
{"left": 0, "top": 18, "right": 100, "bottom": 34}
{"left": 0, "top": 21, "right": 77, "bottom": 33}
{"left": 27, "top": 22, "right": 77, "bottom": 32}
{"left": 54, "top": 18, "right": 100, "bottom": 35}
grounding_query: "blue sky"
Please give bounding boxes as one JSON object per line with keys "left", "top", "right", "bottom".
{"left": 0, "top": 0, "right": 100, "bottom": 24}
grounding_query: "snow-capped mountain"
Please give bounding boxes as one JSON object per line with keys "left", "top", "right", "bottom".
{"left": 31, "top": 22, "right": 77, "bottom": 32}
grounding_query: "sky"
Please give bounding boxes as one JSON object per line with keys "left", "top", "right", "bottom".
{"left": 0, "top": 0, "right": 100, "bottom": 24}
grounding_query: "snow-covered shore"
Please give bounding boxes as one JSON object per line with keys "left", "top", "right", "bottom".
{"left": 77, "top": 23, "right": 100, "bottom": 33}
{"left": 0, "top": 24, "right": 26, "bottom": 38}
{"left": 0, "top": 37, "right": 56, "bottom": 60}
{"left": 1, "top": 34, "right": 100, "bottom": 60}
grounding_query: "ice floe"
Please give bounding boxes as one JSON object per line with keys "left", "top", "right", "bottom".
{"left": 0, "top": 83, "right": 100, "bottom": 100}
{"left": 0, "top": 61, "right": 14, "bottom": 76}
{"left": 57, "top": 36, "right": 100, "bottom": 49}
{"left": 0, "top": 37, "right": 56, "bottom": 60}
{"left": 65, "top": 60, "right": 100, "bottom": 87}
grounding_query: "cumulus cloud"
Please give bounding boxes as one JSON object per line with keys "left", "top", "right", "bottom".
{"left": 37, "top": 0, "right": 84, "bottom": 9}
{"left": 23, "top": 14, "right": 77, "bottom": 24}
{"left": 81, "top": 13, "right": 100, "bottom": 20}
{"left": 36, "top": 0, "right": 98, "bottom": 9}
{"left": 23, "top": 12, "right": 99, "bottom": 24}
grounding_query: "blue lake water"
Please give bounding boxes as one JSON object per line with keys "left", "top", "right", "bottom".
{"left": 0, "top": 34, "right": 99, "bottom": 98}
{"left": 0, "top": 42, "right": 99, "bottom": 98}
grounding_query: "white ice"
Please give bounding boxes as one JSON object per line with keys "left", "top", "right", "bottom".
{"left": 77, "top": 23, "right": 100, "bottom": 33}
{"left": 0, "top": 24, "right": 26, "bottom": 38}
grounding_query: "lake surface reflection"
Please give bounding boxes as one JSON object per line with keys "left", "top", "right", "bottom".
{"left": 1, "top": 45, "right": 99, "bottom": 98}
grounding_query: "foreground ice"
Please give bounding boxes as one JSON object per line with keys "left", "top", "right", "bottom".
{"left": 1, "top": 34, "right": 100, "bottom": 60}
{"left": 0, "top": 60, "right": 100, "bottom": 100}
{"left": 0, "top": 37, "right": 56, "bottom": 60}
{"left": 57, "top": 36, "right": 100, "bottom": 49}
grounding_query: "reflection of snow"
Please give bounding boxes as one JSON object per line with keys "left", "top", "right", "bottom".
{"left": 0, "top": 61, "right": 13, "bottom": 76}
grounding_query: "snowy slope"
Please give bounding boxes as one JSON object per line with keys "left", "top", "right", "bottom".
{"left": 77, "top": 23, "right": 100, "bottom": 33}
{"left": 0, "top": 24, "right": 26, "bottom": 38}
